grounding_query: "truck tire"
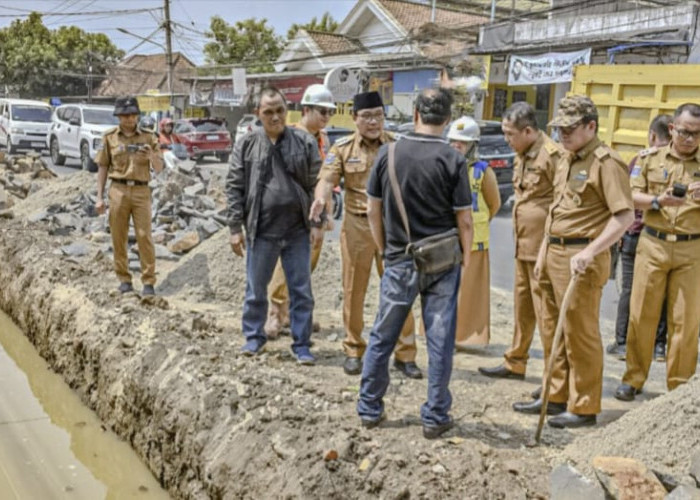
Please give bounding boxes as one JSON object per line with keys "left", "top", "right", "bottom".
{"left": 50, "top": 136, "right": 66, "bottom": 166}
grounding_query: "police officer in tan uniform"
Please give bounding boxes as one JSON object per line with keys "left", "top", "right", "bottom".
{"left": 512, "top": 95, "right": 634, "bottom": 428}
{"left": 479, "top": 102, "right": 562, "bottom": 382}
{"left": 615, "top": 102, "right": 700, "bottom": 400}
{"left": 96, "top": 96, "right": 163, "bottom": 295}
{"left": 310, "top": 91, "right": 421, "bottom": 378}
{"left": 264, "top": 84, "right": 336, "bottom": 338}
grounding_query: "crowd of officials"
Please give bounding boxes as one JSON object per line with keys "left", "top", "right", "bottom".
{"left": 95, "top": 84, "right": 700, "bottom": 439}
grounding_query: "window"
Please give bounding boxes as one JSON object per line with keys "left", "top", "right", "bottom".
{"left": 82, "top": 109, "right": 118, "bottom": 125}
{"left": 12, "top": 105, "right": 52, "bottom": 123}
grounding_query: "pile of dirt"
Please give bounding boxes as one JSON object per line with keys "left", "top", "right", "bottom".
{"left": 561, "top": 375, "right": 700, "bottom": 480}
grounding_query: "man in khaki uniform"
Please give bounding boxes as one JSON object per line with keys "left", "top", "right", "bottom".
{"left": 264, "top": 84, "right": 336, "bottom": 338}
{"left": 95, "top": 96, "right": 163, "bottom": 295}
{"left": 479, "top": 102, "right": 562, "bottom": 381}
{"left": 616, "top": 102, "right": 700, "bottom": 400}
{"left": 311, "top": 91, "right": 421, "bottom": 378}
{"left": 512, "top": 95, "right": 634, "bottom": 428}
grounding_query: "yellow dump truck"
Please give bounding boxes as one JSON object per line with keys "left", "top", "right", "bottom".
{"left": 571, "top": 64, "right": 700, "bottom": 163}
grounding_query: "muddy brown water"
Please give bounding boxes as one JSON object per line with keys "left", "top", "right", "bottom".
{"left": 0, "top": 310, "right": 170, "bottom": 500}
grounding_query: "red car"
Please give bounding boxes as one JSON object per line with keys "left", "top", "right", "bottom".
{"left": 172, "top": 118, "right": 232, "bottom": 163}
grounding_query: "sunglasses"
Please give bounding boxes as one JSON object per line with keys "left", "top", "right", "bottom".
{"left": 556, "top": 121, "right": 584, "bottom": 136}
{"left": 313, "top": 107, "right": 335, "bottom": 117}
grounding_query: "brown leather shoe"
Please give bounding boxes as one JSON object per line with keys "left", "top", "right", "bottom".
{"left": 478, "top": 364, "right": 525, "bottom": 380}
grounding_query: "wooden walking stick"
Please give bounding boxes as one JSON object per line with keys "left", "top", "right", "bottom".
{"left": 535, "top": 274, "right": 578, "bottom": 444}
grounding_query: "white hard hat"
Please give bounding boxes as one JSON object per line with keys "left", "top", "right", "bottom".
{"left": 447, "top": 116, "right": 480, "bottom": 142}
{"left": 301, "top": 84, "right": 337, "bottom": 109}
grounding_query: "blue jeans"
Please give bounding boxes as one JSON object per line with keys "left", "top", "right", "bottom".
{"left": 357, "top": 259, "right": 461, "bottom": 426}
{"left": 242, "top": 230, "right": 314, "bottom": 352}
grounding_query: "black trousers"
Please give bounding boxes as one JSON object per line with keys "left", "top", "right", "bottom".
{"left": 614, "top": 232, "right": 667, "bottom": 347}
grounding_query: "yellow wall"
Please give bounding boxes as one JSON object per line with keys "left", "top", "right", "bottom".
{"left": 571, "top": 64, "right": 700, "bottom": 163}
{"left": 484, "top": 84, "right": 538, "bottom": 120}
{"left": 287, "top": 108, "right": 357, "bottom": 130}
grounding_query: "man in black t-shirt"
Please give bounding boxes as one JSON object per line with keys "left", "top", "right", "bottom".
{"left": 357, "top": 88, "right": 474, "bottom": 439}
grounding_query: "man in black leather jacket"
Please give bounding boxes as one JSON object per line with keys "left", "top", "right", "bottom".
{"left": 226, "top": 86, "right": 322, "bottom": 365}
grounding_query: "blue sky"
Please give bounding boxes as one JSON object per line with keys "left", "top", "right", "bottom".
{"left": 0, "top": 0, "right": 356, "bottom": 64}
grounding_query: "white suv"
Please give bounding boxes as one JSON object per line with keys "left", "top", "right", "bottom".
{"left": 47, "top": 104, "right": 119, "bottom": 171}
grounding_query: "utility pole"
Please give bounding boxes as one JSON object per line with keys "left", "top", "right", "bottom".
{"left": 164, "top": 0, "right": 174, "bottom": 111}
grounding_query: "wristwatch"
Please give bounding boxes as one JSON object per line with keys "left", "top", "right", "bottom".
{"left": 651, "top": 196, "right": 661, "bottom": 210}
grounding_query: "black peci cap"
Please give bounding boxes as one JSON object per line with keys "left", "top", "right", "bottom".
{"left": 113, "top": 96, "right": 140, "bottom": 116}
{"left": 353, "top": 91, "right": 384, "bottom": 113}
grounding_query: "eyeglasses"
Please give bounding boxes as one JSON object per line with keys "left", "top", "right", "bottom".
{"left": 357, "top": 112, "right": 385, "bottom": 123}
{"left": 674, "top": 128, "right": 700, "bottom": 140}
{"left": 556, "top": 121, "right": 583, "bottom": 136}
{"left": 312, "top": 107, "right": 335, "bottom": 117}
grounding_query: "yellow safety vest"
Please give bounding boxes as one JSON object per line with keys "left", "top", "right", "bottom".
{"left": 469, "top": 161, "right": 490, "bottom": 251}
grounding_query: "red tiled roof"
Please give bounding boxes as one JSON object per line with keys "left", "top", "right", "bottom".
{"left": 378, "top": 0, "right": 488, "bottom": 34}
{"left": 96, "top": 52, "right": 196, "bottom": 97}
{"left": 306, "top": 30, "right": 366, "bottom": 55}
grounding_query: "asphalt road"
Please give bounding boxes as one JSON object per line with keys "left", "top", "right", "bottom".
{"left": 490, "top": 211, "right": 620, "bottom": 323}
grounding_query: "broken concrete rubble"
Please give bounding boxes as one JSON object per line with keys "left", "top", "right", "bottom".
{"left": 550, "top": 464, "right": 605, "bottom": 500}
{"left": 15, "top": 159, "right": 227, "bottom": 266}
{"left": 593, "top": 456, "right": 667, "bottom": 500}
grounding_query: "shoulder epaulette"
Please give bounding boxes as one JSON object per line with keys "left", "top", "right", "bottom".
{"left": 544, "top": 141, "right": 560, "bottom": 156}
{"left": 103, "top": 126, "right": 118, "bottom": 136}
{"left": 638, "top": 146, "right": 658, "bottom": 158}
{"left": 333, "top": 134, "right": 354, "bottom": 147}
{"left": 594, "top": 146, "right": 610, "bottom": 160}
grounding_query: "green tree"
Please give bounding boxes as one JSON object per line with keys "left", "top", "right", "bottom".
{"left": 204, "top": 16, "right": 282, "bottom": 74}
{"left": 0, "top": 12, "right": 123, "bottom": 98}
{"left": 287, "top": 12, "right": 339, "bottom": 40}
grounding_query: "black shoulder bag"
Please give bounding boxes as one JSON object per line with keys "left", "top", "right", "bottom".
{"left": 387, "top": 142, "right": 463, "bottom": 274}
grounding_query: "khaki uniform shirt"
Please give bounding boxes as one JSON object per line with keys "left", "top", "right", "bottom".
{"left": 631, "top": 143, "right": 700, "bottom": 234}
{"left": 512, "top": 131, "right": 562, "bottom": 260}
{"left": 95, "top": 126, "right": 160, "bottom": 183}
{"left": 319, "top": 131, "right": 394, "bottom": 216}
{"left": 547, "top": 137, "right": 633, "bottom": 239}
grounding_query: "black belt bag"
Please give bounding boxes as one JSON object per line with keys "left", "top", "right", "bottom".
{"left": 406, "top": 228, "right": 463, "bottom": 274}
{"left": 388, "top": 143, "right": 463, "bottom": 275}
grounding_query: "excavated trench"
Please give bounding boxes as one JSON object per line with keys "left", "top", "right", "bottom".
{"left": 3, "top": 170, "right": 697, "bottom": 499}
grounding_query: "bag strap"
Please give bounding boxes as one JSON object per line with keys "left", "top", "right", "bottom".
{"left": 387, "top": 142, "right": 411, "bottom": 243}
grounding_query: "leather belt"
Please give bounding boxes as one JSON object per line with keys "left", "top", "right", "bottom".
{"left": 548, "top": 236, "right": 592, "bottom": 246}
{"left": 111, "top": 178, "right": 149, "bottom": 186}
{"left": 645, "top": 226, "right": 700, "bottom": 242}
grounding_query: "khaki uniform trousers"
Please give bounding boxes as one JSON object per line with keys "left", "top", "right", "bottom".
{"left": 108, "top": 183, "right": 156, "bottom": 285}
{"left": 539, "top": 244, "right": 609, "bottom": 415}
{"left": 503, "top": 259, "right": 544, "bottom": 374}
{"left": 623, "top": 234, "right": 700, "bottom": 390}
{"left": 341, "top": 213, "right": 416, "bottom": 362}
{"left": 455, "top": 250, "right": 490, "bottom": 346}
{"left": 268, "top": 240, "right": 324, "bottom": 310}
